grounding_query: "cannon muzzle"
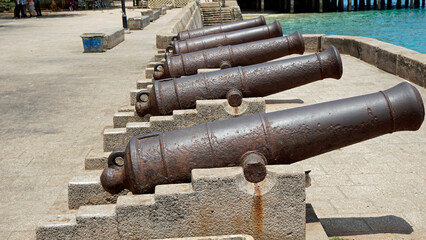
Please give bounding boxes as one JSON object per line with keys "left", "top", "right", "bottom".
{"left": 176, "top": 16, "right": 267, "bottom": 41}
{"left": 102, "top": 82, "right": 424, "bottom": 194}
{"left": 154, "top": 31, "right": 305, "bottom": 80}
{"left": 169, "top": 21, "right": 283, "bottom": 54}
{"left": 136, "top": 46, "right": 342, "bottom": 117}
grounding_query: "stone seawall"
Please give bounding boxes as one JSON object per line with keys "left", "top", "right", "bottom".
{"left": 303, "top": 34, "right": 425, "bottom": 88}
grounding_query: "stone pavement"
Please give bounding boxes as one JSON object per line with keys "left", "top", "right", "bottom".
{"left": 0, "top": 5, "right": 182, "bottom": 239}
{"left": 0, "top": 6, "right": 425, "bottom": 240}
{"left": 265, "top": 55, "right": 426, "bottom": 239}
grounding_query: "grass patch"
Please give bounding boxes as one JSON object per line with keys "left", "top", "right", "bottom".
{"left": 0, "top": 1, "right": 15, "bottom": 11}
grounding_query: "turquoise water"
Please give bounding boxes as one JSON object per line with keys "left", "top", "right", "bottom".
{"left": 266, "top": 8, "right": 426, "bottom": 53}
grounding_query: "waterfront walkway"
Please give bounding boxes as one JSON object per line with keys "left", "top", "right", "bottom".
{"left": 0, "top": 6, "right": 424, "bottom": 240}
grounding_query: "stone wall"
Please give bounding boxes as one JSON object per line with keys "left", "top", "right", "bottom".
{"left": 303, "top": 34, "right": 425, "bottom": 88}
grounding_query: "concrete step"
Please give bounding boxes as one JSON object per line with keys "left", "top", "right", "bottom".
{"left": 201, "top": 5, "right": 235, "bottom": 26}
{"left": 203, "top": 16, "right": 233, "bottom": 19}
{"left": 200, "top": 3, "right": 230, "bottom": 8}
{"left": 103, "top": 98, "right": 266, "bottom": 152}
{"left": 39, "top": 165, "right": 309, "bottom": 239}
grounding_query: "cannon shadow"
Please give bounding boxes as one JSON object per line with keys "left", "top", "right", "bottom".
{"left": 306, "top": 204, "right": 414, "bottom": 237}
{"left": 35, "top": 13, "right": 84, "bottom": 19}
{"left": 265, "top": 99, "right": 304, "bottom": 104}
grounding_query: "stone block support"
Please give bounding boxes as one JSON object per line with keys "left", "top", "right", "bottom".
{"left": 39, "top": 165, "right": 306, "bottom": 240}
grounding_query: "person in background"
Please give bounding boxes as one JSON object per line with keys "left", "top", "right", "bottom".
{"left": 69, "top": 0, "right": 75, "bottom": 11}
{"left": 28, "top": 0, "right": 36, "bottom": 17}
{"left": 34, "top": 0, "right": 42, "bottom": 16}
{"left": 20, "top": 0, "right": 28, "bottom": 18}
{"left": 14, "top": 0, "right": 21, "bottom": 18}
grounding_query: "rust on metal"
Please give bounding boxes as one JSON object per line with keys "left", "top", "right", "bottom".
{"left": 155, "top": 32, "right": 305, "bottom": 80}
{"left": 168, "top": 21, "right": 283, "bottom": 54}
{"left": 176, "top": 16, "right": 267, "bottom": 41}
{"left": 136, "top": 46, "right": 343, "bottom": 117}
{"left": 252, "top": 183, "right": 263, "bottom": 239}
{"left": 102, "top": 82, "right": 425, "bottom": 194}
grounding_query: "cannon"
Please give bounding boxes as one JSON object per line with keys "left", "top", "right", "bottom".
{"left": 136, "top": 46, "right": 343, "bottom": 117}
{"left": 168, "top": 21, "right": 283, "bottom": 54}
{"left": 101, "top": 82, "right": 425, "bottom": 194}
{"left": 175, "top": 16, "right": 267, "bottom": 41}
{"left": 154, "top": 32, "right": 305, "bottom": 80}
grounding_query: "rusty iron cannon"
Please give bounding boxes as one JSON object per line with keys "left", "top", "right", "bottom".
{"left": 136, "top": 46, "right": 343, "bottom": 117}
{"left": 175, "top": 16, "right": 267, "bottom": 41}
{"left": 101, "top": 82, "right": 425, "bottom": 194}
{"left": 167, "top": 21, "right": 283, "bottom": 54}
{"left": 154, "top": 31, "right": 305, "bottom": 80}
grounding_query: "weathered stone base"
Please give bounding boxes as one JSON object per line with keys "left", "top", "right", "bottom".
{"left": 68, "top": 174, "right": 129, "bottom": 209}
{"left": 103, "top": 98, "right": 266, "bottom": 152}
{"left": 39, "top": 165, "right": 306, "bottom": 240}
{"left": 137, "top": 78, "right": 154, "bottom": 89}
{"left": 128, "top": 16, "right": 150, "bottom": 30}
{"left": 112, "top": 107, "right": 149, "bottom": 128}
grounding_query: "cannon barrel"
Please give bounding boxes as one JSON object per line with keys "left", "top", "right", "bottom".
{"left": 176, "top": 16, "right": 267, "bottom": 41}
{"left": 169, "top": 21, "right": 283, "bottom": 54}
{"left": 101, "top": 82, "right": 425, "bottom": 194}
{"left": 155, "top": 32, "right": 305, "bottom": 80}
{"left": 136, "top": 46, "right": 343, "bottom": 117}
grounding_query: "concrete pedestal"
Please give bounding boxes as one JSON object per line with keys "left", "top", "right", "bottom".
{"left": 38, "top": 165, "right": 306, "bottom": 240}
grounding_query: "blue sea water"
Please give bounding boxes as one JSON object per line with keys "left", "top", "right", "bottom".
{"left": 266, "top": 8, "right": 426, "bottom": 53}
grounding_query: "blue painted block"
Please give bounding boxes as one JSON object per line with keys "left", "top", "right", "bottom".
{"left": 81, "top": 33, "right": 105, "bottom": 53}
